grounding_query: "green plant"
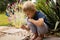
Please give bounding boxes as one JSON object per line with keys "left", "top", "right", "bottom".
{"left": 0, "top": 0, "right": 17, "bottom": 12}
{"left": 36, "top": 0, "right": 60, "bottom": 30}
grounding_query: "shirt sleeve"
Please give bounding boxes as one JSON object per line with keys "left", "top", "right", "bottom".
{"left": 37, "top": 12, "right": 46, "bottom": 19}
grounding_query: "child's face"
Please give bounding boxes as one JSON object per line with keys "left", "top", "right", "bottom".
{"left": 24, "top": 11, "right": 35, "bottom": 18}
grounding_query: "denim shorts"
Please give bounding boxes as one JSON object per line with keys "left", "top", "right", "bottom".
{"left": 26, "top": 20, "right": 48, "bottom": 35}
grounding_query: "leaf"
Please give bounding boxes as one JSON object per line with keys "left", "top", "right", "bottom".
{"left": 54, "top": 21, "right": 60, "bottom": 31}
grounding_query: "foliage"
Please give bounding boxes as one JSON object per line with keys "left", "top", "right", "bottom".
{"left": 8, "top": 0, "right": 17, "bottom": 3}
{"left": 0, "top": 0, "right": 17, "bottom": 12}
{"left": 36, "top": 0, "right": 60, "bottom": 29}
{"left": 0, "top": 13, "right": 9, "bottom": 26}
{"left": 0, "top": 0, "right": 7, "bottom": 12}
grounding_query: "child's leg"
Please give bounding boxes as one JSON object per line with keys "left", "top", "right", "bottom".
{"left": 31, "top": 33, "right": 38, "bottom": 40}
{"left": 35, "top": 34, "right": 44, "bottom": 40}
{"left": 27, "top": 22, "right": 38, "bottom": 40}
{"left": 36, "top": 23, "right": 48, "bottom": 40}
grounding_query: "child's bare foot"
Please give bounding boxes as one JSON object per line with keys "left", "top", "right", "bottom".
{"left": 44, "top": 34, "right": 49, "bottom": 38}
{"left": 39, "top": 34, "right": 44, "bottom": 40}
{"left": 35, "top": 34, "right": 44, "bottom": 40}
{"left": 35, "top": 36, "right": 43, "bottom": 40}
{"left": 30, "top": 33, "right": 38, "bottom": 40}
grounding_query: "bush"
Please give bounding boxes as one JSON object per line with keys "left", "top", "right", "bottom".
{"left": 36, "top": 0, "right": 60, "bottom": 30}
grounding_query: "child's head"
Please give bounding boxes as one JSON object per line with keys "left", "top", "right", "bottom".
{"left": 22, "top": 1, "right": 36, "bottom": 18}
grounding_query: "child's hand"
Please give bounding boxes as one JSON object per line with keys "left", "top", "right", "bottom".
{"left": 21, "top": 25, "right": 30, "bottom": 31}
{"left": 28, "top": 18, "right": 44, "bottom": 27}
{"left": 28, "top": 19, "right": 35, "bottom": 23}
{"left": 21, "top": 25, "right": 26, "bottom": 30}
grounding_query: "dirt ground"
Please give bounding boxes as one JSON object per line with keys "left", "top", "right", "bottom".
{"left": 0, "top": 26, "right": 60, "bottom": 40}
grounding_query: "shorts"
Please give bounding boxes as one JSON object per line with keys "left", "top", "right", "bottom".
{"left": 27, "top": 21, "right": 48, "bottom": 35}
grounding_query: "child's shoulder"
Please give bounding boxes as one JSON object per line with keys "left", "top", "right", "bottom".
{"left": 35, "top": 11, "right": 45, "bottom": 16}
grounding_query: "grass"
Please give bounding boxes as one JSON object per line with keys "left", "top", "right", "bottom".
{"left": 0, "top": 13, "right": 9, "bottom": 26}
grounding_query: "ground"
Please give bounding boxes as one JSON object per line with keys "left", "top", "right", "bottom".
{"left": 0, "top": 26, "right": 60, "bottom": 40}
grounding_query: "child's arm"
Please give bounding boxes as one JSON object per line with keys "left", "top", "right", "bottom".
{"left": 28, "top": 18, "right": 44, "bottom": 27}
